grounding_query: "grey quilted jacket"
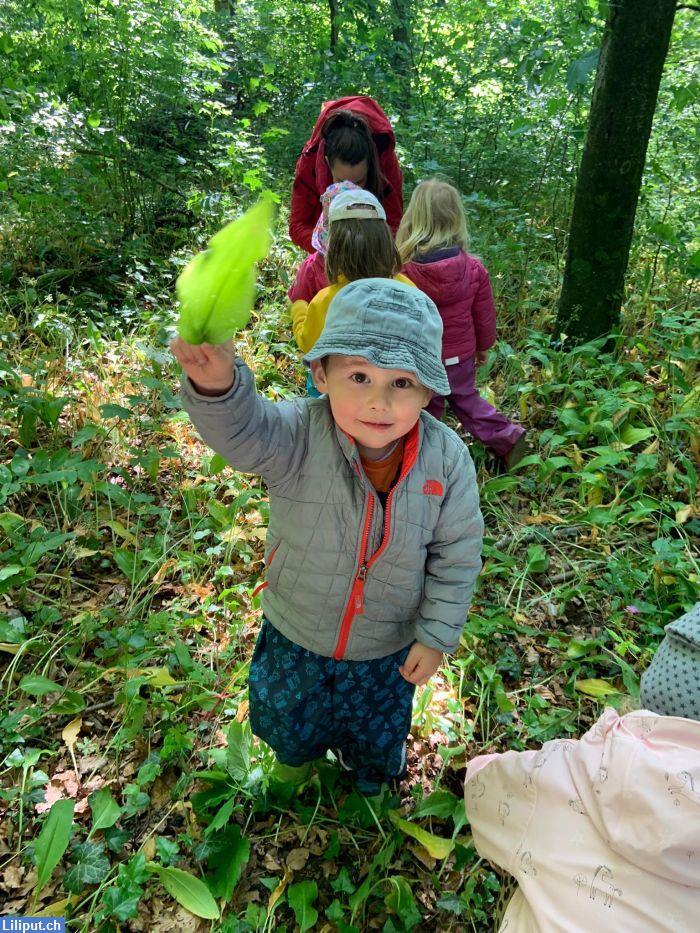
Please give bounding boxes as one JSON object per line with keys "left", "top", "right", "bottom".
{"left": 181, "top": 359, "right": 483, "bottom": 661}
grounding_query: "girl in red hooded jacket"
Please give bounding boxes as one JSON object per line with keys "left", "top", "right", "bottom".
{"left": 289, "top": 96, "right": 403, "bottom": 254}
{"left": 398, "top": 179, "right": 526, "bottom": 469}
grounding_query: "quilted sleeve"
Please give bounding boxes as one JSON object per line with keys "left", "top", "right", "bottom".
{"left": 472, "top": 261, "right": 497, "bottom": 352}
{"left": 289, "top": 154, "right": 318, "bottom": 253}
{"left": 381, "top": 151, "right": 404, "bottom": 234}
{"left": 415, "top": 444, "right": 483, "bottom": 653}
{"left": 180, "top": 358, "right": 308, "bottom": 487}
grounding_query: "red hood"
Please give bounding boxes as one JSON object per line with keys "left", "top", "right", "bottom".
{"left": 305, "top": 96, "right": 395, "bottom": 152}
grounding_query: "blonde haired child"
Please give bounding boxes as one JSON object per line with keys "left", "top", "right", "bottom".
{"left": 397, "top": 179, "right": 526, "bottom": 469}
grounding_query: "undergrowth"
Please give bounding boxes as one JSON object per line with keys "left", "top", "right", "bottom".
{"left": 0, "top": 225, "right": 697, "bottom": 929}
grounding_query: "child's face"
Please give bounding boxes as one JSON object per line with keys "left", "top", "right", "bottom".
{"left": 327, "top": 158, "right": 368, "bottom": 188}
{"left": 310, "top": 355, "right": 432, "bottom": 458}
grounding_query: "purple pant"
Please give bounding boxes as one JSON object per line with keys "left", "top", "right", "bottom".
{"left": 427, "top": 357, "right": 524, "bottom": 458}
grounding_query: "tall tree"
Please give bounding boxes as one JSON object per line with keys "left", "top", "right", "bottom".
{"left": 555, "top": 0, "right": 677, "bottom": 341}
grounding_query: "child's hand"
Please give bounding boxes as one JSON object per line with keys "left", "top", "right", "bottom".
{"left": 475, "top": 350, "right": 489, "bottom": 366}
{"left": 399, "top": 643, "right": 443, "bottom": 686}
{"left": 170, "top": 337, "right": 235, "bottom": 396}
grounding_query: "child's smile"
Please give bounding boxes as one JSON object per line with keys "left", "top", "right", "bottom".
{"left": 310, "top": 354, "right": 432, "bottom": 459}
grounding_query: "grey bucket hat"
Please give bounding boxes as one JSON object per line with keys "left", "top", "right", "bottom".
{"left": 303, "top": 278, "right": 450, "bottom": 396}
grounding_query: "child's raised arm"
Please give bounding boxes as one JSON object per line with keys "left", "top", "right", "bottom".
{"left": 171, "top": 338, "right": 308, "bottom": 487}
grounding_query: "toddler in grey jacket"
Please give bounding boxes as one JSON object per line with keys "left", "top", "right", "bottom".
{"left": 171, "top": 278, "right": 483, "bottom": 794}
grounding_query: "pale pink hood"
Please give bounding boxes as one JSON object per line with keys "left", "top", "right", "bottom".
{"left": 465, "top": 710, "right": 700, "bottom": 932}
{"left": 570, "top": 709, "right": 700, "bottom": 886}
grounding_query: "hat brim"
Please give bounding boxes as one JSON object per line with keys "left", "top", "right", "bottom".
{"left": 304, "top": 333, "right": 450, "bottom": 396}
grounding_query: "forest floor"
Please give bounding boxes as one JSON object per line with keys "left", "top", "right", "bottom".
{"left": 0, "top": 235, "right": 697, "bottom": 931}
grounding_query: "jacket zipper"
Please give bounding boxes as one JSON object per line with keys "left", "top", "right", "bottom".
{"left": 332, "top": 427, "right": 419, "bottom": 660}
{"left": 251, "top": 542, "right": 280, "bottom": 598}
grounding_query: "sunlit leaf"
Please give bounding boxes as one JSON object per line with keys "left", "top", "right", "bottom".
{"left": 388, "top": 811, "right": 455, "bottom": 859}
{"left": 177, "top": 197, "right": 274, "bottom": 345}
{"left": 149, "top": 865, "right": 219, "bottom": 919}
{"left": 575, "top": 678, "right": 620, "bottom": 698}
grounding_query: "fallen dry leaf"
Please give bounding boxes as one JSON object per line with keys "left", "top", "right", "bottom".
{"left": 286, "top": 847, "right": 310, "bottom": 871}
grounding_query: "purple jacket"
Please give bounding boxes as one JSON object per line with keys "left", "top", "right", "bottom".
{"left": 403, "top": 250, "right": 497, "bottom": 361}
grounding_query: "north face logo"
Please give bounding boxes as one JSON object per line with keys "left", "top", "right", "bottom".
{"left": 422, "top": 480, "right": 443, "bottom": 496}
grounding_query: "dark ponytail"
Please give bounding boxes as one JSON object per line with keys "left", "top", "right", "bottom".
{"left": 322, "top": 110, "right": 386, "bottom": 200}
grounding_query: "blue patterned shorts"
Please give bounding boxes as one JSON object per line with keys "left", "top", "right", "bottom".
{"left": 248, "top": 619, "right": 416, "bottom": 794}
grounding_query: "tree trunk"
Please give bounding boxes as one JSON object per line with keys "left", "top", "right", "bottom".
{"left": 555, "top": 0, "right": 676, "bottom": 341}
{"left": 389, "top": 0, "right": 412, "bottom": 109}
{"left": 329, "top": 0, "right": 339, "bottom": 51}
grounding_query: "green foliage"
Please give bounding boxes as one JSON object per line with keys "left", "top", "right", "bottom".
{"left": 177, "top": 198, "right": 274, "bottom": 344}
{"left": 32, "top": 798, "right": 75, "bottom": 896}
{"left": 0, "top": 2, "right": 697, "bottom": 929}
{"left": 148, "top": 864, "right": 220, "bottom": 920}
{"left": 288, "top": 880, "right": 319, "bottom": 931}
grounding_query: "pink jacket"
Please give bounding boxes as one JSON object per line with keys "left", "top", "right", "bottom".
{"left": 465, "top": 709, "right": 700, "bottom": 932}
{"left": 288, "top": 252, "right": 328, "bottom": 303}
{"left": 402, "top": 251, "right": 496, "bottom": 361}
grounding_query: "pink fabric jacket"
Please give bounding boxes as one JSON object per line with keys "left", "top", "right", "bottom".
{"left": 402, "top": 251, "right": 496, "bottom": 361}
{"left": 465, "top": 709, "right": 700, "bottom": 932}
{"left": 288, "top": 252, "right": 328, "bottom": 303}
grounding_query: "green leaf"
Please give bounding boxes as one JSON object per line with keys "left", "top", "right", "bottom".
{"left": 209, "top": 453, "right": 228, "bottom": 475}
{"left": 225, "top": 720, "right": 251, "bottom": 781}
{"left": 63, "top": 841, "right": 111, "bottom": 892}
{"left": 617, "top": 425, "right": 654, "bottom": 449}
{"left": 525, "top": 544, "right": 549, "bottom": 574}
{"left": 101, "top": 886, "right": 142, "bottom": 920}
{"left": 150, "top": 865, "right": 219, "bottom": 919}
{"left": 34, "top": 798, "right": 75, "bottom": 894}
{"left": 566, "top": 49, "right": 600, "bottom": 91}
{"left": 155, "top": 837, "right": 180, "bottom": 866}
{"left": 177, "top": 197, "right": 274, "bottom": 345}
{"left": 413, "top": 789, "right": 460, "bottom": 820}
{"left": 288, "top": 880, "right": 318, "bottom": 932}
{"left": 207, "top": 825, "right": 250, "bottom": 903}
{"left": 385, "top": 876, "right": 421, "bottom": 930}
{"left": 87, "top": 112, "right": 101, "bottom": 128}
{"left": 19, "top": 675, "right": 62, "bottom": 696}
{"left": 204, "top": 796, "right": 237, "bottom": 836}
{"left": 89, "top": 788, "right": 123, "bottom": 834}
{"left": 0, "top": 565, "right": 23, "bottom": 582}
{"left": 388, "top": 811, "right": 455, "bottom": 859}
{"left": 575, "top": 678, "right": 621, "bottom": 698}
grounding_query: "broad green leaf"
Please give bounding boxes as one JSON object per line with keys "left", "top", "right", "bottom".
{"left": 575, "top": 678, "right": 621, "bottom": 698}
{"left": 526, "top": 544, "right": 549, "bottom": 574}
{"left": 63, "top": 841, "right": 110, "bottom": 892}
{"left": 288, "top": 880, "right": 318, "bottom": 932}
{"left": 150, "top": 865, "right": 219, "bottom": 919}
{"left": 34, "top": 798, "right": 75, "bottom": 894}
{"left": 566, "top": 49, "right": 600, "bottom": 91}
{"left": 388, "top": 811, "right": 455, "bottom": 859}
{"left": 385, "top": 876, "right": 421, "bottom": 930}
{"left": 19, "top": 674, "right": 61, "bottom": 696}
{"left": 204, "top": 796, "right": 237, "bottom": 837}
{"left": 0, "top": 565, "right": 23, "bottom": 582}
{"left": 617, "top": 425, "right": 654, "bottom": 449}
{"left": 208, "top": 825, "right": 250, "bottom": 902}
{"left": 413, "top": 789, "right": 460, "bottom": 820}
{"left": 89, "top": 788, "right": 123, "bottom": 834}
{"left": 177, "top": 197, "right": 274, "bottom": 345}
{"left": 226, "top": 721, "right": 251, "bottom": 781}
